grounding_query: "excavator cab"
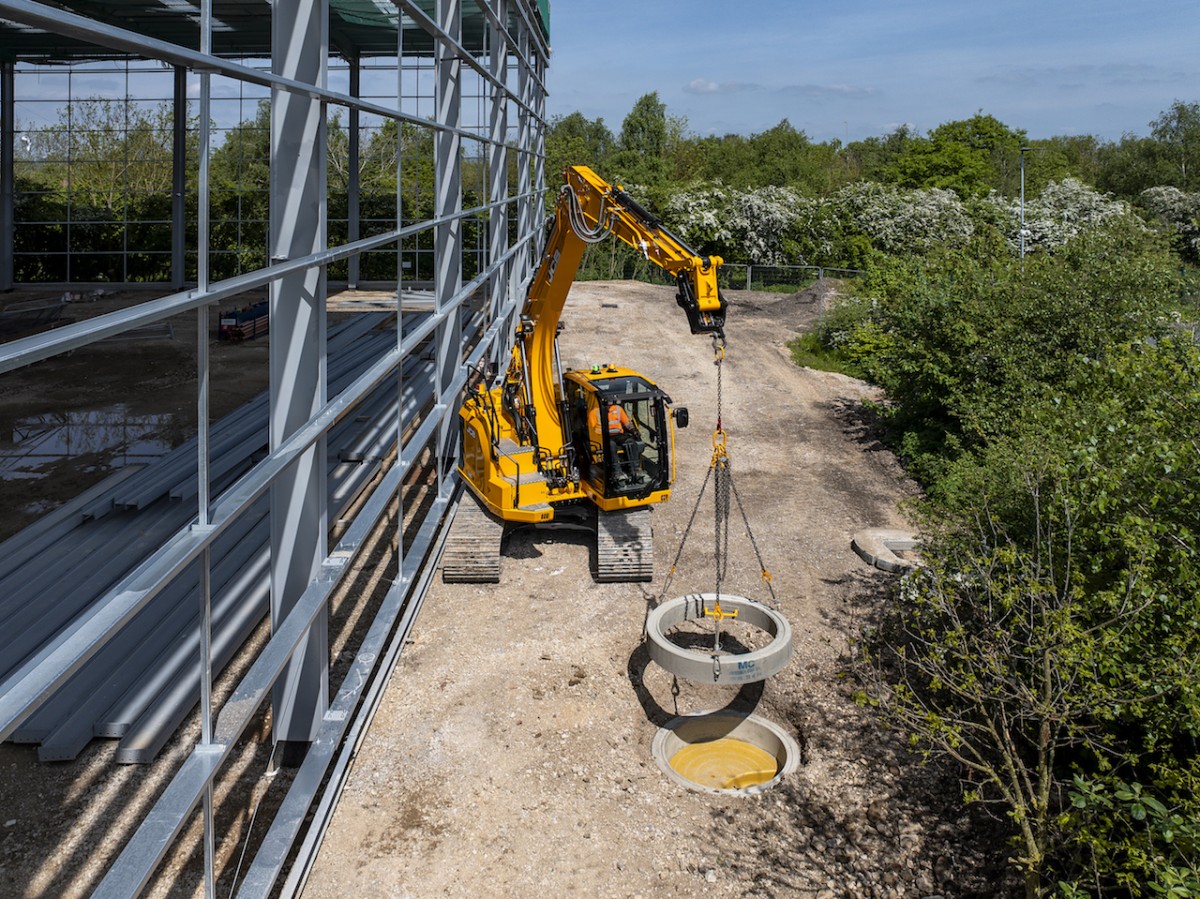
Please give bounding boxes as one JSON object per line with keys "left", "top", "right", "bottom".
{"left": 565, "top": 366, "right": 682, "bottom": 502}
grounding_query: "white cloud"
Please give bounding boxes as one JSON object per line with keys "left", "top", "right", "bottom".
{"left": 777, "top": 83, "right": 878, "bottom": 100}
{"left": 683, "top": 78, "right": 762, "bottom": 95}
{"left": 977, "top": 63, "right": 1181, "bottom": 89}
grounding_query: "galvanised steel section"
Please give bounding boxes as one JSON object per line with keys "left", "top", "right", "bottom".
{"left": 0, "top": 2, "right": 549, "bottom": 897}
{"left": 1, "top": 61, "right": 13, "bottom": 291}
{"left": 0, "top": 0, "right": 527, "bottom": 154}
{"left": 347, "top": 57, "right": 361, "bottom": 289}
{"left": 268, "top": 0, "right": 332, "bottom": 750}
{"left": 487, "top": 0, "right": 511, "bottom": 368}
{"left": 171, "top": 66, "right": 187, "bottom": 289}
{"left": 433, "top": 0, "right": 465, "bottom": 496}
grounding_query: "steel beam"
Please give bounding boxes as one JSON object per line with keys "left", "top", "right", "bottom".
{"left": 269, "top": 0, "right": 331, "bottom": 749}
{"left": 347, "top": 56, "right": 361, "bottom": 290}
{"left": 433, "top": 0, "right": 464, "bottom": 496}
{"left": 171, "top": 67, "right": 187, "bottom": 290}
{"left": 0, "top": 0, "right": 486, "bottom": 145}
{"left": 1, "top": 61, "right": 13, "bottom": 291}
{"left": 0, "top": 202, "right": 528, "bottom": 374}
{"left": 486, "top": 0, "right": 509, "bottom": 370}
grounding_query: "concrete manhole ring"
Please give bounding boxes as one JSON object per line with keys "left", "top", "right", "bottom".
{"left": 652, "top": 709, "right": 800, "bottom": 795}
{"left": 645, "top": 593, "right": 792, "bottom": 684}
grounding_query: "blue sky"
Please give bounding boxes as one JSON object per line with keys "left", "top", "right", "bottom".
{"left": 545, "top": 0, "right": 1197, "bottom": 143}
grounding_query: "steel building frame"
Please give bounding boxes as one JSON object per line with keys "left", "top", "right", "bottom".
{"left": 0, "top": 0, "right": 548, "bottom": 894}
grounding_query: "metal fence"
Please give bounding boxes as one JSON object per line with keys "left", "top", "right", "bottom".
{"left": 718, "top": 263, "right": 865, "bottom": 292}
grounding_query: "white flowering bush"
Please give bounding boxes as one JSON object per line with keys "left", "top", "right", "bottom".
{"left": 829, "top": 181, "right": 974, "bottom": 255}
{"left": 981, "top": 178, "right": 1132, "bottom": 253}
{"left": 665, "top": 178, "right": 1140, "bottom": 268}
{"left": 1139, "top": 186, "right": 1200, "bottom": 262}
{"left": 666, "top": 183, "right": 809, "bottom": 265}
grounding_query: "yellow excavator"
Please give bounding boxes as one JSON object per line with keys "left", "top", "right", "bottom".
{"left": 443, "top": 165, "right": 727, "bottom": 582}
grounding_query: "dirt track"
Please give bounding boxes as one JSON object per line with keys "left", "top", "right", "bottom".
{"left": 298, "top": 281, "right": 1006, "bottom": 898}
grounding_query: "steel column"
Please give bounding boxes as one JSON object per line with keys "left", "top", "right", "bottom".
{"left": 433, "top": 0, "right": 463, "bottom": 496}
{"left": 515, "top": 19, "right": 532, "bottom": 301}
{"left": 347, "top": 56, "right": 360, "bottom": 289}
{"left": 269, "top": 0, "right": 330, "bottom": 752}
{"left": 532, "top": 38, "right": 545, "bottom": 215}
{"left": 486, "top": 0, "right": 509, "bottom": 370}
{"left": 1, "top": 61, "right": 14, "bottom": 291}
{"left": 171, "top": 66, "right": 187, "bottom": 289}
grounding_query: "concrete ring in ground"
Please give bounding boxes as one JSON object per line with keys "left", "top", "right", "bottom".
{"left": 851, "top": 527, "right": 921, "bottom": 573}
{"left": 645, "top": 593, "right": 792, "bottom": 684}
{"left": 652, "top": 709, "right": 801, "bottom": 796}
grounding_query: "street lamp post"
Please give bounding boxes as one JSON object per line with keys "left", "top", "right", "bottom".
{"left": 1020, "top": 146, "right": 1032, "bottom": 262}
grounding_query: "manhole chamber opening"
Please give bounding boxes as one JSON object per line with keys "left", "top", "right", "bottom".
{"left": 652, "top": 710, "right": 800, "bottom": 795}
{"left": 645, "top": 593, "right": 792, "bottom": 684}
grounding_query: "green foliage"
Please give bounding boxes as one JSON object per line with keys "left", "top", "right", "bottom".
{"left": 888, "top": 113, "right": 1028, "bottom": 198}
{"left": 545, "top": 111, "right": 615, "bottom": 187}
{"left": 848, "top": 191, "right": 1200, "bottom": 894}
{"left": 1065, "top": 771, "right": 1200, "bottom": 892}
{"left": 845, "top": 126, "right": 917, "bottom": 183}
{"left": 1151, "top": 100, "right": 1200, "bottom": 190}
{"left": 688, "top": 119, "right": 843, "bottom": 193}
{"left": 1035, "top": 135, "right": 1102, "bottom": 190}
{"left": 805, "top": 293, "right": 891, "bottom": 380}
{"left": 608, "top": 91, "right": 671, "bottom": 194}
{"left": 852, "top": 218, "right": 1175, "bottom": 486}
{"left": 1097, "top": 135, "right": 1179, "bottom": 199}
{"left": 786, "top": 330, "right": 868, "bottom": 378}
{"left": 864, "top": 335, "right": 1200, "bottom": 895}
{"left": 1139, "top": 186, "right": 1200, "bottom": 263}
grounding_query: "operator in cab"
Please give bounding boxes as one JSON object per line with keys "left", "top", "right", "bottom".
{"left": 589, "top": 400, "right": 643, "bottom": 483}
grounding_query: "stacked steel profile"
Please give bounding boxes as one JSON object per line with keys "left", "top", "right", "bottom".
{"left": 0, "top": 310, "right": 442, "bottom": 763}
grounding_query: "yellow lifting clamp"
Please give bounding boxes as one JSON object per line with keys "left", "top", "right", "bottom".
{"left": 703, "top": 598, "right": 738, "bottom": 624}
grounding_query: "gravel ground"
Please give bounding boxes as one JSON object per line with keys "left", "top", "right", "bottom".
{"left": 299, "top": 280, "right": 1015, "bottom": 899}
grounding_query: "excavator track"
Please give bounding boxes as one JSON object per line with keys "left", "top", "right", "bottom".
{"left": 442, "top": 494, "right": 505, "bottom": 583}
{"left": 595, "top": 508, "right": 654, "bottom": 582}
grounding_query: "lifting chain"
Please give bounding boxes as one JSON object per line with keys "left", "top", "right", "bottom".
{"left": 655, "top": 338, "right": 780, "bottom": 612}
{"left": 712, "top": 336, "right": 732, "bottom": 614}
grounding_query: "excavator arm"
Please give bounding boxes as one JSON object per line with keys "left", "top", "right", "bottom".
{"left": 513, "top": 165, "right": 727, "bottom": 456}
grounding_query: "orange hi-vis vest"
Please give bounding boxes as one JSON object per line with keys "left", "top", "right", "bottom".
{"left": 606, "top": 405, "right": 631, "bottom": 435}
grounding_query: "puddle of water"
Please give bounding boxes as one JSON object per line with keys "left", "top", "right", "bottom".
{"left": 0, "top": 404, "right": 175, "bottom": 480}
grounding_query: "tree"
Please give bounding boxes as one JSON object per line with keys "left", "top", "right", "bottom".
{"left": 889, "top": 113, "right": 1027, "bottom": 198}
{"left": 608, "top": 91, "right": 669, "bottom": 191}
{"left": 1139, "top": 185, "right": 1200, "bottom": 263}
{"left": 845, "top": 125, "right": 916, "bottom": 182}
{"left": 207, "top": 100, "right": 271, "bottom": 276}
{"left": 1150, "top": 100, "right": 1200, "bottom": 190}
{"left": 978, "top": 178, "right": 1132, "bottom": 256}
{"left": 1097, "top": 134, "right": 1176, "bottom": 199}
{"left": 617, "top": 90, "right": 667, "bottom": 158}
{"left": 666, "top": 183, "right": 810, "bottom": 265}
{"left": 1036, "top": 134, "right": 1102, "bottom": 188}
{"left": 26, "top": 97, "right": 177, "bottom": 211}
{"left": 545, "top": 111, "right": 615, "bottom": 183}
